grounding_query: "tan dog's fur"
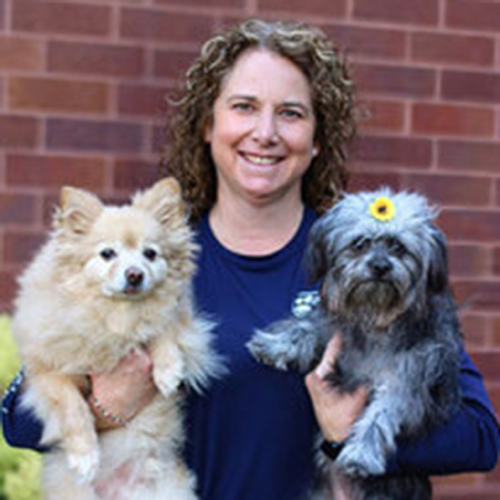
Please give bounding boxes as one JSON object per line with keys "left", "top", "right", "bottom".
{"left": 13, "top": 178, "right": 221, "bottom": 499}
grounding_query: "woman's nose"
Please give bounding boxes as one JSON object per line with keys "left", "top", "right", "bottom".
{"left": 252, "top": 110, "right": 278, "bottom": 145}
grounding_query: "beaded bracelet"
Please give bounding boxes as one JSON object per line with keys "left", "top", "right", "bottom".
{"left": 89, "top": 395, "right": 130, "bottom": 427}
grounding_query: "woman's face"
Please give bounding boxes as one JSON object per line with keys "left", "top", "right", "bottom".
{"left": 205, "top": 48, "right": 317, "bottom": 207}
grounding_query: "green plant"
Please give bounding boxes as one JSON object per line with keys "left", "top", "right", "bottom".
{"left": 0, "top": 315, "right": 41, "bottom": 500}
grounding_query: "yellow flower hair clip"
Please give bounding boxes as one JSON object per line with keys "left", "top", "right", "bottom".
{"left": 369, "top": 196, "right": 396, "bottom": 222}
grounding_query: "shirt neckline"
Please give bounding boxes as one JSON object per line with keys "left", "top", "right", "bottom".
{"left": 199, "top": 207, "right": 317, "bottom": 270}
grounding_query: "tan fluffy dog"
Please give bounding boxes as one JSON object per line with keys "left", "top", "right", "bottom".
{"left": 13, "top": 178, "right": 221, "bottom": 499}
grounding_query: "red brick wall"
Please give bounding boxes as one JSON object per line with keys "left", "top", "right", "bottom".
{"left": 0, "top": 0, "right": 498, "bottom": 497}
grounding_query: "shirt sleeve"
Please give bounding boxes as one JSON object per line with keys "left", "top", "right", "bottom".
{"left": 387, "top": 347, "right": 500, "bottom": 475}
{"left": 1, "top": 369, "right": 48, "bottom": 452}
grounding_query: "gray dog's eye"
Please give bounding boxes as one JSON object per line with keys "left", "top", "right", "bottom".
{"left": 100, "top": 248, "right": 117, "bottom": 261}
{"left": 351, "top": 237, "right": 371, "bottom": 253}
{"left": 386, "top": 237, "right": 406, "bottom": 256}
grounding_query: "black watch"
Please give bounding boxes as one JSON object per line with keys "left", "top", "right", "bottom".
{"left": 320, "top": 439, "right": 344, "bottom": 461}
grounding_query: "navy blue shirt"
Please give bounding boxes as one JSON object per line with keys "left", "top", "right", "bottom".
{"left": 185, "top": 209, "right": 318, "bottom": 500}
{"left": 2, "top": 208, "right": 499, "bottom": 500}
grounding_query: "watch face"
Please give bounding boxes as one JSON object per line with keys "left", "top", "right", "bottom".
{"left": 320, "top": 439, "right": 344, "bottom": 461}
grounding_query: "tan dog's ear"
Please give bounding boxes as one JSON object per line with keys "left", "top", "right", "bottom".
{"left": 55, "top": 187, "right": 103, "bottom": 235}
{"left": 133, "top": 177, "right": 185, "bottom": 225}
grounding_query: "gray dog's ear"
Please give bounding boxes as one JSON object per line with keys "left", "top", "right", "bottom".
{"left": 427, "top": 226, "right": 449, "bottom": 294}
{"left": 305, "top": 212, "right": 335, "bottom": 283}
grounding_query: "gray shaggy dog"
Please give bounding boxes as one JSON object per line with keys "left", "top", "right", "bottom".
{"left": 248, "top": 188, "right": 462, "bottom": 500}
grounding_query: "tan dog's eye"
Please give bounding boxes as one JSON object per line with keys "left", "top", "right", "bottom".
{"left": 100, "top": 248, "right": 117, "bottom": 261}
{"left": 143, "top": 248, "right": 157, "bottom": 261}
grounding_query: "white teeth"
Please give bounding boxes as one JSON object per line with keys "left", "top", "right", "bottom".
{"left": 243, "top": 153, "right": 280, "bottom": 165}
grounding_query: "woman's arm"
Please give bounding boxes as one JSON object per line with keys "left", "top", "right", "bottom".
{"left": 2, "top": 348, "right": 157, "bottom": 450}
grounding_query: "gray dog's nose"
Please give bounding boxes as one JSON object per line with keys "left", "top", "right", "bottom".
{"left": 369, "top": 256, "right": 392, "bottom": 277}
{"left": 125, "top": 267, "right": 144, "bottom": 288}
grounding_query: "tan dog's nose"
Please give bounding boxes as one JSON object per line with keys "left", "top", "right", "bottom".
{"left": 125, "top": 267, "right": 144, "bottom": 288}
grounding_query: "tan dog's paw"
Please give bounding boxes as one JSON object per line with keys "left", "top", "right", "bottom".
{"left": 67, "top": 446, "right": 100, "bottom": 484}
{"left": 153, "top": 367, "right": 183, "bottom": 398}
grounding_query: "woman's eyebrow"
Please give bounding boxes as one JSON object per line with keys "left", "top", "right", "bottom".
{"left": 227, "top": 95, "right": 312, "bottom": 113}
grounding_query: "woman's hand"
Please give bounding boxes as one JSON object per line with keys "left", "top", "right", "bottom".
{"left": 305, "top": 335, "right": 368, "bottom": 443}
{"left": 89, "top": 347, "right": 158, "bottom": 431}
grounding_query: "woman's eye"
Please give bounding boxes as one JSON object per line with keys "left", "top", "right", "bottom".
{"left": 100, "top": 248, "right": 117, "bottom": 261}
{"left": 280, "top": 108, "right": 303, "bottom": 120}
{"left": 232, "top": 102, "right": 254, "bottom": 112}
{"left": 143, "top": 248, "right": 157, "bottom": 261}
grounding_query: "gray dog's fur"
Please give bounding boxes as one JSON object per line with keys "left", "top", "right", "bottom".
{"left": 248, "top": 188, "right": 463, "bottom": 500}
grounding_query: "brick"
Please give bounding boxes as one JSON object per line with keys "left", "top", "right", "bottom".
{"left": 438, "top": 141, "right": 500, "bottom": 173}
{"left": 446, "top": 0, "right": 500, "bottom": 32}
{"left": 448, "top": 244, "right": 490, "bottom": 277}
{"left": 442, "top": 71, "right": 500, "bottom": 104}
{"left": 0, "top": 37, "right": 44, "bottom": 71}
{"left": 0, "top": 271, "right": 17, "bottom": 305}
{"left": 0, "top": 0, "right": 4, "bottom": 29}
{"left": 4, "top": 231, "right": 45, "bottom": 264}
{"left": 259, "top": 0, "right": 346, "bottom": 17}
{"left": 9, "top": 77, "right": 109, "bottom": 114}
{"left": 6, "top": 154, "right": 107, "bottom": 190}
{"left": 347, "top": 171, "right": 402, "bottom": 193}
{"left": 412, "top": 104, "right": 494, "bottom": 137}
{"left": 352, "top": 135, "right": 432, "bottom": 168}
{"left": 493, "top": 247, "right": 500, "bottom": 276}
{"left": 459, "top": 313, "right": 489, "bottom": 347}
{"left": 120, "top": 8, "right": 213, "bottom": 44}
{"left": 355, "top": 64, "right": 436, "bottom": 98}
{"left": 0, "top": 115, "right": 38, "bottom": 148}
{"left": 493, "top": 317, "right": 500, "bottom": 346}
{"left": 154, "top": 49, "right": 199, "bottom": 80}
{"left": 47, "top": 119, "right": 143, "bottom": 153}
{"left": 360, "top": 100, "right": 405, "bottom": 132}
{"left": 48, "top": 41, "right": 145, "bottom": 78}
{"left": 155, "top": 0, "right": 242, "bottom": 6}
{"left": 411, "top": 33, "right": 494, "bottom": 67}
{"left": 12, "top": 1, "right": 111, "bottom": 37}
{"left": 113, "top": 159, "right": 160, "bottom": 191}
{"left": 405, "top": 174, "right": 491, "bottom": 207}
{"left": 434, "top": 487, "right": 500, "bottom": 500}
{"left": 151, "top": 124, "right": 166, "bottom": 154}
{"left": 118, "top": 84, "right": 166, "bottom": 117}
{"left": 468, "top": 350, "right": 500, "bottom": 379}
{"left": 354, "top": 0, "right": 438, "bottom": 25}
{"left": 433, "top": 474, "right": 483, "bottom": 491}
{"left": 0, "top": 193, "right": 36, "bottom": 224}
{"left": 323, "top": 25, "right": 406, "bottom": 60}
{"left": 438, "top": 209, "right": 500, "bottom": 243}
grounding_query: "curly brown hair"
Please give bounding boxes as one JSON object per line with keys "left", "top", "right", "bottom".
{"left": 162, "top": 19, "right": 357, "bottom": 221}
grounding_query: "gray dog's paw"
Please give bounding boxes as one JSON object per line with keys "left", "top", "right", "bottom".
{"left": 247, "top": 331, "right": 293, "bottom": 371}
{"left": 336, "top": 442, "right": 386, "bottom": 478}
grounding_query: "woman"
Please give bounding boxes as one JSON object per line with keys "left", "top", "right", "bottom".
{"left": 3, "top": 19, "right": 499, "bottom": 500}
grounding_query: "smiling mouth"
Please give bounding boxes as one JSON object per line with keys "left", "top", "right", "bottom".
{"left": 240, "top": 152, "right": 284, "bottom": 166}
